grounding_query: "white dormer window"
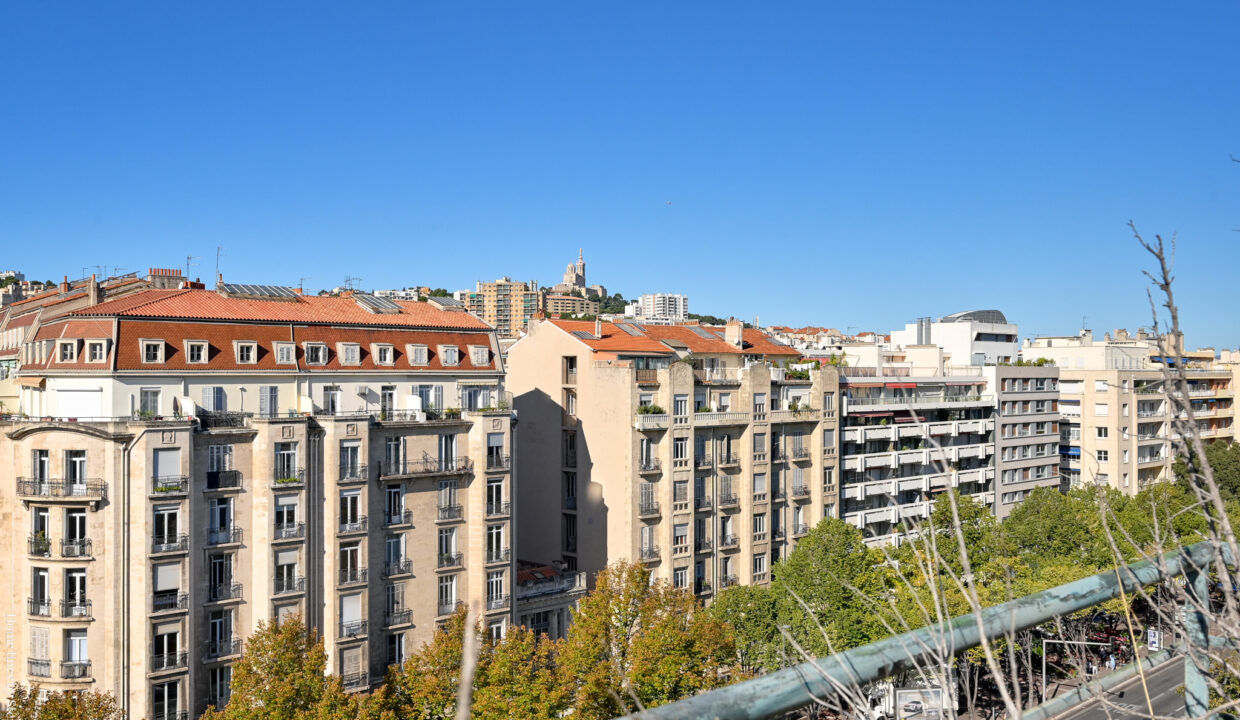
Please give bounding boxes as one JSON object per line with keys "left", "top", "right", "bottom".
{"left": 58, "top": 341, "right": 77, "bottom": 362}
{"left": 235, "top": 341, "right": 257, "bottom": 364}
{"left": 87, "top": 341, "right": 106, "bottom": 363}
{"left": 374, "top": 344, "right": 394, "bottom": 366}
{"left": 186, "top": 341, "right": 208, "bottom": 364}
{"left": 408, "top": 345, "right": 429, "bottom": 366}
{"left": 440, "top": 346, "right": 460, "bottom": 366}
{"left": 339, "top": 343, "right": 361, "bottom": 365}
{"left": 305, "top": 343, "right": 327, "bottom": 366}
{"left": 275, "top": 342, "right": 296, "bottom": 365}
{"left": 470, "top": 346, "right": 489, "bottom": 366}
{"left": 141, "top": 340, "right": 164, "bottom": 364}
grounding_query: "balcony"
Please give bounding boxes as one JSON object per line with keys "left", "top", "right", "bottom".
{"left": 151, "top": 652, "right": 188, "bottom": 672}
{"left": 694, "top": 367, "right": 741, "bottom": 384}
{"left": 673, "top": 541, "right": 690, "bottom": 556}
{"left": 338, "top": 568, "right": 368, "bottom": 587}
{"left": 487, "top": 548, "right": 512, "bottom": 564}
{"left": 384, "top": 559, "right": 413, "bottom": 577}
{"left": 208, "top": 526, "right": 244, "bottom": 545}
{"left": 718, "top": 453, "right": 740, "bottom": 468}
{"left": 487, "top": 501, "right": 512, "bottom": 518}
{"left": 769, "top": 409, "right": 818, "bottom": 424}
{"left": 694, "top": 411, "right": 752, "bottom": 427}
{"left": 60, "top": 599, "right": 92, "bottom": 619}
{"left": 339, "top": 465, "right": 368, "bottom": 484}
{"left": 380, "top": 509, "right": 411, "bottom": 526}
{"left": 151, "top": 475, "right": 189, "bottom": 496}
{"left": 638, "top": 501, "right": 661, "bottom": 519}
{"left": 486, "top": 454, "right": 512, "bottom": 472}
{"left": 695, "top": 455, "right": 714, "bottom": 470}
{"left": 719, "top": 534, "right": 739, "bottom": 550}
{"left": 718, "top": 493, "right": 740, "bottom": 509}
{"left": 638, "top": 458, "right": 662, "bottom": 474}
{"left": 695, "top": 495, "right": 713, "bottom": 511}
{"left": 27, "top": 597, "right": 50, "bottom": 617}
{"left": 27, "top": 658, "right": 50, "bottom": 678}
{"left": 386, "top": 608, "right": 413, "bottom": 627}
{"left": 274, "top": 522, "right": 305, "bottom": 541}
{"left": 791, "top": 484, "right": 811, "bottom": 500}
{"left": 340, "top": 620, "right": 368, "bottom": 639}
{"left": 695, "top": 581, "right": 713, "bottom": 595}
{"left": 793, "top": 523, "right": 810, "bottom": 537}
{"left": 719, "top": 574, "right": 739, "bottom": 589}
{"left": 204, "top": 638, "right": 242, "bottom": 660}
{"left": 438, "top": 600, "right": 464, "bottom": 617}
{"left": 27, "top": 535, "right": 51, "bottom": 557}
{"left": 198, "top": 410, "right": 250, "bottom": 429}
{"left": 16, "top": 478, "right": 107, "bottom": 505}
{"left": 635, "top": 369, "right": 660, "bottom": 385}
{"left": 634, "top": 413, "right": 670, "bottom": 431}
{"left": 271, "top": 468, "right": 306, "bottom": 488}
{"left": 274, "top": 575, "right": 306, "bottom": 595}
{"left": 152, "top": 591, "right": 189, "bottom": 612}
{"left": 342, "top": 672, "right": 368, "bottom": 690}
{"left": 382, "top": 457, "right": 473, "bottom": 477}
{"left": 695, "top": 537, "right": 712, "bottom": 553}
{"left": 338, "top": 517, "right": 368, "bottom": 535}
{"left": 208, "top": 583, "right": 244, "bottom": 602}
{"left": 61, "top": 538, "right": 93, "bottom": 558}
{"left": 438, "top": 552, "right": 464, "bottom": 569}
{"left": 640, "top": 545, "right": 661, "bottom": 562}
{"left": 516, "top": 571, "right": 586, "bottom": 599}
{"left": 486, "top": 594, "right": 511, "bottom": 611}
{"left": 437, "top": 504, "right": 463, "bottom": 522}
{"left": 60, "top": 661, "right": 91, "bottom": 679}
{"left": 205, "top": 470, "right": 243, "bottom": 491}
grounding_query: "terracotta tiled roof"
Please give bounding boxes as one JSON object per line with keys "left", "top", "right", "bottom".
{"left": 73, "top": 289, "right": 491, "bottom": 330}
{"left": 4, "top": 312, "right": 38, "bottom": 329}
{"left": 548, "top": 319, "right": 796, "bottom": 357}
{"left": 34, "top": 319, "right": 113, "bottom": 341}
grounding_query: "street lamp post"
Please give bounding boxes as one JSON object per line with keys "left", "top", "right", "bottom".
{"left": 1041, "top": 639, "right": 1111, "bottom": 702}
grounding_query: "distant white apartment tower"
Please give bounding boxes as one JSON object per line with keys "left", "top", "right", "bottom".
{"left": 889, "top": 310, "right": 1019, "bottom": 366}
{"left": 637, "top": 293, "right": 689, "bottom": 324}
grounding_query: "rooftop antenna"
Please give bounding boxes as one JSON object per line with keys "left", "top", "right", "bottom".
{"left": 299, "top": 277, "right": 313, "bottom": 293}
{"left": 1082, "top": 315, "right": 1088, "bottom": 330}
{"left": 186, "top": 255, "right": 199, "bottom": 278}
{"left": 343, "top": 276, "right": 362, "bottom": 292}
{"left": 215, "top": 246, "right": 223, "bottom": 284}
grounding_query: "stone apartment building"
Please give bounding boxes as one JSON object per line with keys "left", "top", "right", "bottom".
{"left": 1025, "top": 329, "right": 1234, "bottom": 494}
{"left": 462, "top": 277, "right": 542, "bottom": 338}
{"left": 507, "top": 317, "right": 841, "bottom": 595}
{"left": 0, "top": 285, "right": 579, "bottom": 719}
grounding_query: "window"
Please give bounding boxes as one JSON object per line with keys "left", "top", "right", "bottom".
{"left": 208, "top": 665, "right": 232, "bottom": 707}
{"left": 185, "top": 341, "right": 207, "bottom": 364}
{"left": 257, "top": 386, "right": 279, "bottom": 417}
{"left": 86, "top": 341, "right": 105, "bottom": 362}
{"left": 275, "top": 343, "right": 296, "bottom": 365}
{"left": 322, "top": 386, "right": 341, "bottom": 414}
{"left": 58, "top": 342, "right": 76, "bottom": 362}
{"left": 753, "top": 433, "right": 766, "bottom": 455}
{"left": 305, "top": 343, "right": 327, "bottom": 365}
{"left": 1096, "top": 427, "right": 1108, "bottom": 438}
{"left": 673, "top": 523, "right": 689, "bottom": 549}
{"left": 375, "top": 344, "right": 395, "bottom": 365}
{"left": 673, "top": 437, "right": 687, "bottom": 460}
{"left": 340, "top": 343, "right": 361, "bottom": 365}
{"left": 822, "top": 392, "right": 835, "bottom": 411}
{"left": 753, "top": 553, "right": 767, "bottom": 576}
{"left": 563, "top": 472, "right": 577, "bottom": 508}
{"left": 753, "top": 473, "right": 767, "bottom": 495}
{"left": 487, "top": 524, "right": 506, "bottom": 559}
{"left": 673, "top": 567, "right": 688, "bottom": 588}
{"left": 440, "top": 346, "right": 460, "bottom": 366}
{"left": 408, "top": 345, "right": 429, "bottom": 365}
{"left": 1094, "top": 403, "right": 1109, "bottom": 417}
{"left": 340, "top": 490, "right": 361, "bottom": 526}
{"left": 752, "top": 513, "right": 766, "bottom": 537}
{"left": 142, "top": 340, "right": 163, "bottom": 363}
{"left": 470, "top": 346, "right": 489, "bottom": 366}
{"left": 438, "top": 575, "right": 456, "bottom": 610}
{"left": 1096, "top": 450, "right": 1109, "bottom": 463}
{"left": 140, "top": 388, "right": 161, "bottom": 415}
{"left": 274, "top": 496, "right": 297, "bottom": 531}
{"left": 200, "top": 386, "right": 226, "bottom": 412}
{"left": 753, "top": 393, "right": 767, "bottom": 415}
{"left": 388, "top": 632, "right": 406, "bottom": 666}
{"left": 487, "top": 570, "right": 504, "bottom": 601}
{"left": 673, "top": 394, "right": 688, "bottom": 417}
{"left": 1095, "top": 380, "right": 1109, "bottom": 392}
{"left": 1123, "top": 449, "right": 1130, "bottom": 463}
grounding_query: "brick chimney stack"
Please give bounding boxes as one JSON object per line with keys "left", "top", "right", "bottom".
{"left": 725, "top": 317, "right": 743, "bottom": 348}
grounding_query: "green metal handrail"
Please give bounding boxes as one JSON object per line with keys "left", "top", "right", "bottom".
{"left": 617, "top": 540, "right": 1224, "bottom": 720}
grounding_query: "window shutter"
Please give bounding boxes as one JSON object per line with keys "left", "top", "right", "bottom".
{"left": 154, "top": 563, "right": 180, "bottom": 591}
{"left": 433, "top": 385, "right": 443, "bottom": 411}
{"left": 276, "top": 550, "right": 299, "bottom": 567}
{"left": 215, "top": 387, "right": 227, "bottom": 412}
{"left": 201, "top": 386, "right": 214, "bottom": 412}
{"left": 31, "top": 627, "right": 48, "bottom": 660}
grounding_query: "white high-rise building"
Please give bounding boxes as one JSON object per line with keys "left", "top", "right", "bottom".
{"left": 636, "top": 293, "right": 689, "bottom": 324}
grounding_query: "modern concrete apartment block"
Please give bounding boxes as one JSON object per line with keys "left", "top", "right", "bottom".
{"left": 507, "top": 317, "right": 840, "bottom": 595}
{"left": 0, "top": 287, "right": 531, "bottom": 719}
{"left": 463, "top": 277, "right": 542, "bottom": 338}
{"left": 985, "top": 365, "right": 1062, "bottom": 518}
{"left": 837, "top": 344, "right": 997, "bottom": 545}
{"left": 1024, "top": 329, "right": 1234, "bottom": 494}
{"left": 889, "top": 310, "right": 1019, "bottom": 366}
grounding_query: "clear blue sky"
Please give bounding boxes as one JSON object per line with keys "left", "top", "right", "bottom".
{"left": 2, "top": 3, "right": 1237, "bottom": 347}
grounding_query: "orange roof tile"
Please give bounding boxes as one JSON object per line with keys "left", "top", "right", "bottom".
{"left": 547, "top": 319, "right": 796, "bottom": 357}
{"left": 74, "top": 289, "right": 491, "bottom": 330}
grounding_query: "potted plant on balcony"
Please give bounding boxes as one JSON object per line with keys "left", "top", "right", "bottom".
{"left": 444, "top": 407, "right": 462, "bottom": 419}
{"left": 31, "top": 531, "right": 50, "bottom": 556}
{"left": 637, "top": 404, "right": 665, "bottom": 415}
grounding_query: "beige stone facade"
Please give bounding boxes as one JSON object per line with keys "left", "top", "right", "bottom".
{"left": 507, "top": 318, "right": 840, "bottom": 594}
{"left": 543, "top": 294, "right": 599, "bottom": 318}
{"left": 463, "top": 278, "right": 541, "bottom": 338}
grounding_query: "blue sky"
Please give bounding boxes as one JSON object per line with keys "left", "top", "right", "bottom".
{"left": 2, "top": 3, "right": 1237, "bottom": 347}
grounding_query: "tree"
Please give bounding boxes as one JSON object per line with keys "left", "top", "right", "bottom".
{"left": 707, "top": 584, "right": 783, "bottom": 672}
{"left": 558, "top": 561, "right": 735, "bottom": 719}
{"left": 1176, "top": 439, "right": 1240, "bottom": 502}
{"left": 428, "top": 288, "right": 451, "bottom": 297}
{"left": 472, "top": 625, "right": 569, "bottom": 720}
{"left": 374, "top": 608, "right": 468, "bottom": 719}
{"left": 201, "top": 615, "right": 358, "bottom": 720}
{"left": 0, "top": 686, "right": 124, "bottom": 720}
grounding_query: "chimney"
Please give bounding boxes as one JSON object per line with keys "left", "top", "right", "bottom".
{"left": 725, "top": 317, "right": 743, "bottom": 348}
{"left": 59, "top": 275, "right": 69, "bottom": 293}
{"left": 87, "top": 274, "right": 101, "bottom": 306}
{"left": 594, "top": 317, "right": 602, "bottom": 338}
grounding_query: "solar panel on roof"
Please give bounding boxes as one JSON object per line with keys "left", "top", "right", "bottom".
{"left": 571, "top": 330, "right": 596, "bottom": 341}
{"left": 431, "top": 296, "right": 465, "bottom": 308}
{"left": 616, "top": 323, "right": 644, "bottom": 336}
{"left": 688, "top": 326, "right": 716, "bottom": 339}
{"left": 221, "top": 283, "right": 298, "bottom": 298}
{"left": 355, "top": 294, "right": 402, "bottom": 313}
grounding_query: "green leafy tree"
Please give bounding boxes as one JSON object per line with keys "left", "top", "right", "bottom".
{"left": 558, "top": 561, "right": 735, "bottom": 719}
{"left": 472, "top": 625, "right": 569, "bottom": 720}
{"left": 707, "top": 584, "right": 783, "bottom": 672}
{"left": 1175, "top": 439, "right": 1240, "bottom": 502}
{"left": 0, "top": 686, "right": 124, "bottom": 720}
{"left": 374, "top": 609, "right": 467, "bottom": 719}
{"left": 201, "top": 615, "right": 358, "bottom": 720}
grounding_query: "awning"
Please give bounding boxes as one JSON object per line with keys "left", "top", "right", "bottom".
{"left": 1060, "top": 447, "right": 1081, "bottom": 456}
{"left": 851, "top": 412, "right": 894, "bottom": 417}
{"left": 16, "top": 377, "right": 45, "bottom": 389}
{"left": 845, "top": 382, "right": 885, "bottom": 388}
{"left": 893, "top": 415, "right": 927, "bottom": 423}
{"left": 886, "top": 383, "right": 917, "bottom": 389}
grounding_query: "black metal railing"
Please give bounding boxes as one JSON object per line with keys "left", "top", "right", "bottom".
{"left": 338, "top": 516, "right": 368, "bottom": 534}
{"left": 438, "top": 552, "right": 463, "bottom": 569}
{"left": 638, "top": 501, "right": 661, "bottom": 517}
{"left": 486, "top": 594, "right": 510, "bottom": 610}
{"left": 17, "top": 478, "right": 107, "bottom": 500}
{"left": 696, "top": 581, "right": 713, "bottom": 595}
{"left": 487, "top": 548, "right": 511, "bottom": 564}
{"left": 274, "top": 522, "right": 305, "bottom": 540}
{"left": 640, "top": 545, "right": 661, "bottom": 561}
{"left": 61, "top": 538, "right": 92, "bottom": 558}
{"left": 204, "top": 637, "right": 241, "bottom": 660}
{"left": 27, "top": 597, "right": 50, "bottom": 617}
{"left": 274, "top": 576, "right": 305, "bottom": 594}
{"left": 793, "top": 523, "right": 810, "bottom": 536}
{"left": 151, "top": 651, "right": 188, "bottom": 671}
{"left": 60, "top": 661, "right": 91, "bottom": 679}
{"left": 695, "top": 537, "right": 712, "bottom": 552}
{"left": 151, "top": 476, "right": 189, "bottom": 495}
{"left": 437, "top": 600, "right": 464, "bottom": 616}
{"left": 486, "top": 454, "right": 511, "bottom": 471}
{"left": 384, "top": 559, "right": 412, "bottom": 577}
{"left": 60, "top": 599, "right": 92, "bottom": 619}
{"left": 339, "top": 464, "right": 368, "bottom": 484}
{"left": 719, "top": 534, "right": 739, "bottom": 549}
{"left": 718, "top": 493, "right": 740, "bottom": 508}
{"left": 695, "top": 495, "right": 713, "bottom": 510}
{"left": 207, "top": 526, "right": 244, "bottom": 545}
{"left": 152, "top": 591, "right": 189, "bottom": 612}
{"left": 208, "top": 582, "right": 243, "bottom": 602}
{"left": 198, "top": 411, "right": 250, "bottom": 429}
{"left": 340, "top": 620, "right": 368, "bottom": 638}
{"left": 152, "top": 533, "right": 188, "bottom": 553}
{"left": 338, "top": 568, "right": 368, "bottom": 586}
{"left": 342, "top": 672, "right": 368, "bottom": 689}
{"left": 486, "top": 501, "right": 511, "bottom": 517}
{"left": 27, "top": 658, "right": 50, "bottom": 677}
{"left": 718, "top": 453, "right": 740, "bottom": 466}
{"left": 206, "top": 470, "right": 243, "bottom": 490}
{"left": 385, "top": 510, "right": 412, "bottom": 526}
{"left": 386, "top": 608, "right": 412, "bottom": 626}
{"left": 437, "top": 504, "right": 463, "bottom": 521}
{"left": 639, "top": 458, "right": 662, "bottom": 473}
{"left": 695, "top": 455, "right": 713, "bottom": 469}
{"left": 27, "top": 535, "right": 51, "bottom": 556}
{"left": 720, "top": 574, "right": 739, "bottom": 588}
{"left": 271, "top": 467, "right": 305, "bottom": 486}
{"left": 382, "top": 457, "right": 473, "bottom": 476}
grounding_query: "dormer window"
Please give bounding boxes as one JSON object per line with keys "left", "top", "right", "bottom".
{"left": 408, "top": 345, "right": 429, "bottom": 366}
{"left": 235, "top": 342, "right": 257, "bottom": 365}
{"left": 440, "top": 346, "right": 460, "bottom": 366}
{"left": 187, "top": 341, "right": 208, "bottom": 364}
{"left": 469, "top": 346, "right": 489, "bottom": 366}
{"left": 58, "top": 341, "right": 76, "bottom": 362}
{"left": 275, "top": 343, "right": 296, "bottom": 365}
{"left": 339, "top": 343, "right": 361, "bottom": 366}
{"left": 305, "top": 343, "right": 327, "bottom": 366}
{"left": 141, "top": 340, "right": 164, "bottom": 364}
{"left": 374, "top": 344, "right": 394, "bottom": 366}
{"left": 86, "top": 341, "right": 106, "bottom": 363}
